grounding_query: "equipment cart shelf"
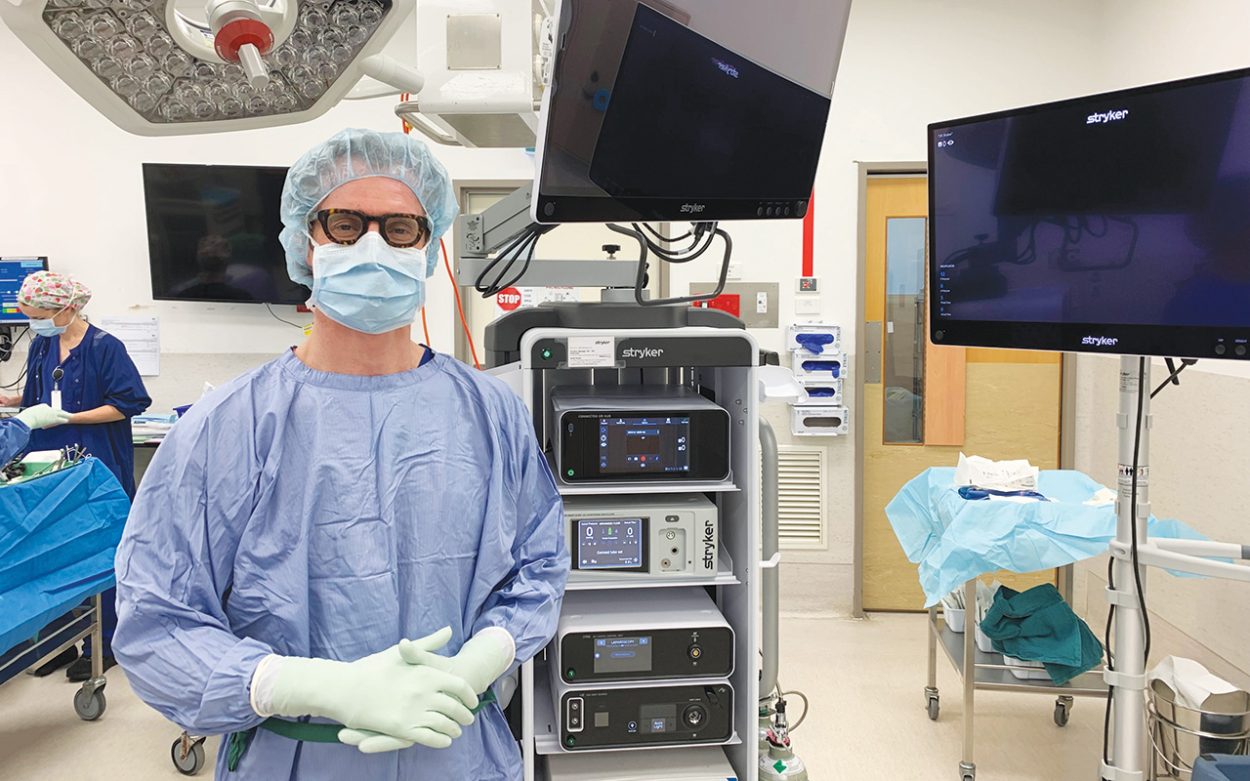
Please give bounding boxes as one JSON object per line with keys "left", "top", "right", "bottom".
{"left": 925, "top": 578, "right": 1108, "bottom": 781}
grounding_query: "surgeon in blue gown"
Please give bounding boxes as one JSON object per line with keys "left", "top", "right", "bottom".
{"left": 113, "top": 129, "right": 569, "bottom": 781}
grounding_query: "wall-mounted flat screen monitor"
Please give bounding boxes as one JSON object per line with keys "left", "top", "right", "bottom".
{"left": 143, "top": 163, "right": 309, "bottom": 306}
{"left": 930, "top": 67, "right": 1250, "bottom": 359}
{"left": 532, "top": 0, "right": 852, "bottom": 224}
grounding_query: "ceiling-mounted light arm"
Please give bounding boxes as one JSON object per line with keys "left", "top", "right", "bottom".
{"left": 359, "top": 54, "right": 425, "bottom": 93}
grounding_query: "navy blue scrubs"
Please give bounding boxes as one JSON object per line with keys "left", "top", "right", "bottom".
{"left": 20, "top": 323, "right": 151, "bottom": 655}
{"left": 20, "top": 324, "right": 150, "bottom": 497}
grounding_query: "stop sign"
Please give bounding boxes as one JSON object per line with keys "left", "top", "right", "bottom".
{"left": 496, "top": 287, "right": 523, "bottom": 311}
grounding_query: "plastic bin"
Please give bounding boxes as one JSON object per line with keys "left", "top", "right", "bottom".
{"left": 974, "top": 624, "right": 994, "bottom": 654}
{"left": 1003, "top": 655, "right": 1051, "bottom": 681}
{"left": 1193, "top": 755, "right": 1250, "bottom": 781}
{"left": 943, "top": 607, "right": 966, "bottom": 633}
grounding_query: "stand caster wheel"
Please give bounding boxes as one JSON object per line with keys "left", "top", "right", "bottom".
{"left": 960, "top": 761, "right": 976, "bottom": 780}
{"left": 73, "top": 687, "right": 106, "bottom": 721}
{"left": 171, "top": 736, "right": 207, "bottom": 776}
{"left": 1054, "top": 696, "right": 1072, "bottom": 727}
{"left": 927, "top": 695, "right": 940, "bottom": 721}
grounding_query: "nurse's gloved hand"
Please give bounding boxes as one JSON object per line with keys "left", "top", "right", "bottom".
{"left": 251, "top": 627, "right": 479, "bottom": 750}
{"left": 338, "top": 627, "right": 516, "bottom": 754}
{"left": 15, "top": 404, "right": 71, "bottom": 430}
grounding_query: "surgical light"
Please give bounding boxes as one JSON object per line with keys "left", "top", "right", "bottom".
{"left": 1, "top": 0, "right": 420, "bottom": 135}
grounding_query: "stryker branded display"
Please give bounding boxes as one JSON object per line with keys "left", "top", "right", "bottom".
{"left": 0, "top": 258, "right": 48, "bottom": 324}
{"left": 930, "top": 66, "right": 1250, "bottom": 359}
{"left": 532, "top": 0, "right": 850, "bottom": 223}
{"left": 551, "top": 387, "right": 731, "bottom": 483}
{"left": 555, "top": 589, "right": 734, "bottom": 684}
{"left": 555, "top": 680, "right": 734, "bottom": 751}
{"left": 545, "top": 746, "right": 739, "bottom": 781}
{"left": 562, "top": 494, "right": 719, "bottom": 579}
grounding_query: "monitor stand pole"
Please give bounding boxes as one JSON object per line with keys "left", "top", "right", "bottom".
{"left": 1101, "top": 354, "right": 1150, "bottom": 781}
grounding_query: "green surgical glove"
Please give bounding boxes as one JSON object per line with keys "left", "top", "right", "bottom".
{"left": 338, "top": 627, "right": 516, "bottom": 754}
{"left": 252, "top": 627, "right": 479, "bottom": 750}
{"left": 15, "top": 404, "right": 70, "bottom": 430}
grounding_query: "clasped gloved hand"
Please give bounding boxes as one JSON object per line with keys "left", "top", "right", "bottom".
{"left": 15, "top": 403, "right": 71, "bottom": 430}
{"left": 251, "top": 627, "right": 480, "bottom": 750}
{"left": 338, "top": 626, "right": 516, "bottom": 754}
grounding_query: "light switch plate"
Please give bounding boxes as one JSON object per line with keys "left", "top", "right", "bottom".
{"left": 795, "top": 297, "right": 822, "bottom": 315}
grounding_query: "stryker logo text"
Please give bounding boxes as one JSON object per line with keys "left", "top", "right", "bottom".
{"left": 711, "top": 58, "right": 739, "bottom": 79}
{"left": 1086, "top": 108, "right": 1129, "bottom": 124}
{"left": 680, "top": 203, "right": 707, "bottom": 214}
{"left": 621, "top": 347, "right": 664, "bottom": 359}
{"left": 702, "top": 523, "right": 716, "bottom": 570}
{"left": 1081, "top": 336, "right": 1119, "bottom": 348}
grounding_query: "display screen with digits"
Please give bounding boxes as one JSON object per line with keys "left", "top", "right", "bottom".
{"left": 577, "top": 518, "right": 644, "bottom": 570}
{"left": 598, "top": 416, "right": 691, "bottom": 474}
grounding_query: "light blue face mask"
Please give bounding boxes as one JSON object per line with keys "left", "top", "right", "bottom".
{"left": 310, "top": 231, "right": 429, "bottom": 335}
{"left": 29, "top": 309, "right": 72, "bottom": 336}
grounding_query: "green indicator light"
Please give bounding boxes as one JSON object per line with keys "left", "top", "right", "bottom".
{"left": 567, "top": 468, "right": 575, "bottom": 477}
{"left": 542, "top": 348, "right": 553, "bottom": 359}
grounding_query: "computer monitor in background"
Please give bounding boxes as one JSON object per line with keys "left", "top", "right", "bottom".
{"left": 929, "top": 67, "right": 1250, "bottom": 359}
{"left": 142, "top": 163, "right": 308, "bottom": 306}
{"left": 0, "top": 257, "right": 49, "bottom": 324}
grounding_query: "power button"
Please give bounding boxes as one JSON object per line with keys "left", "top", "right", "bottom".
{"left": 1216, "top": 343, "right": 1228, "bottom": 356}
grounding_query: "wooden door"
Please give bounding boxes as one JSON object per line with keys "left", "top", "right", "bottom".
{"left": 861, "top": 176, "right": 1063, "bottom": 611}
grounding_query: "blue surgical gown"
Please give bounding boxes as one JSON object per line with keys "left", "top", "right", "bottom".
{"left": 0, "top": 419, "right": 31, "bottom": 463}
{"left": 113, "top": 349, "right": 568, "bottom": 781}
{"left": 20, "top": 325, "right": 151, "bottom": 498}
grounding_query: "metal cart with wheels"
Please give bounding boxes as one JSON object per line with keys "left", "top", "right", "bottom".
{"left": 925, "top": 576, "right": 1108, "bottom": 780}
{"left": 0, "top": 594, "right": 109, "bottom": 722}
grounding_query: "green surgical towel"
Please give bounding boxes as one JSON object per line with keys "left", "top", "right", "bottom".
{"left": 979, "top": 583, "right": 1104, "bottom": 685}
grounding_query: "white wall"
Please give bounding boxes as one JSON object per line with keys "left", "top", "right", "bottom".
{"left": 0, "top": 14, "right": 535, "bottom": 403}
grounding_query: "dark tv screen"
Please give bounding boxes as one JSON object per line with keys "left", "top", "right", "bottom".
{"left": 930, "top": 67, "right": 1250, "bottom": 359}
{"left": 143, "top": 163, "right": 309, "bottom": 305}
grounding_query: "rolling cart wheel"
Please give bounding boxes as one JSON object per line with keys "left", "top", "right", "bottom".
{"left": 927, "top": 695, "right": 941, "bottom": 721}
{"left": 73, "top": 687, "right": 106, "bottom": 721}
{"left": 1053, "top": 697, "right": 1071, "bottom": 727}
{"left": 171, "top": 737, "right": 207, "bottom": 776}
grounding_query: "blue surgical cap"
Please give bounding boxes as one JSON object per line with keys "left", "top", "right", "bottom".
{"left": 279, "top": 128, "right": 460, "bottom": 287}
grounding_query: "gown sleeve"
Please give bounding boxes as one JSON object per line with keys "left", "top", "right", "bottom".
{"left": 96, "top": 334, "right": 152, "bottom": 417}
{"left": 471, "top": 394, "right": 569, "bottom": 671}
{"left": 112, "top": 404, "right": 271, "bottom": 734}
{"left": 0, "top": 418, "right": 31, "bottom": 463}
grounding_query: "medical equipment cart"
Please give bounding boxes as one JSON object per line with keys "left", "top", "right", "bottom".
{"left": 924, "top": 570, "right": 1108, "bottom": 781}
{"left": 485, "top": 304, "right": 764, "bottom": 781}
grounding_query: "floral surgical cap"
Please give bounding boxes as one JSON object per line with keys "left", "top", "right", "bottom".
{"left": 278, "top": 128, "right": 460, "bottom": 287}
{"left": 18, "top": 271, "right": 92, "bottom": 312}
